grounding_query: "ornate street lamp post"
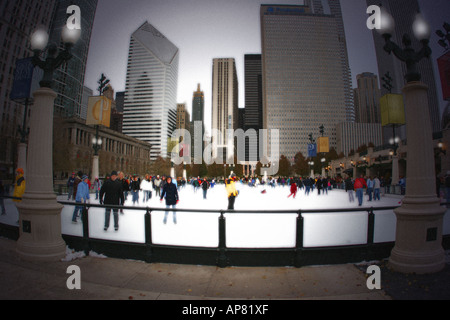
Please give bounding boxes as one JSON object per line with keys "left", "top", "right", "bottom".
{"left": 16, "top": 26, "right": 81, "bottom": 261}
{"left": 378, "top": 10, "right": 446, "bottom": 274}
{"left": 91, "top": 74, "right": 109, "bottom": 181}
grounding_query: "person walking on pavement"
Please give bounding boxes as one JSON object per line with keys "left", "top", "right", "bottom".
{"left": 160, "top": 177, "right": 179, "bottom": 224}
{"left": 99, "top": 171, "right": 124, "bottom": 231}
{"left": 72, "top": 175, "right": 90, "bottom": 223}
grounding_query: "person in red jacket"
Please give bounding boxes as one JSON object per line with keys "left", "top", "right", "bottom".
{"left": 288, "top": 181, "right": 297, "bottom": 199}
{"left": 354, "top": 175, "right": 367, "bottom": 206}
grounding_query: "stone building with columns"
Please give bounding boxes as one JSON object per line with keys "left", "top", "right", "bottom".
{"left": 53, "top": 117, "right": 151, "bottom": 179}
{"left": 329, "top": 136, "right": 448, "bottom": 192}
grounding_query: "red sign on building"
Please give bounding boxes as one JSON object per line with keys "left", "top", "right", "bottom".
{"left": 437, "top": 52, "right": 450, "bottom": 101}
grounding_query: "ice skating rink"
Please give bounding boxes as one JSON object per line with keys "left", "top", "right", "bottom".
{"left": 2, "top": 184, "right": 450, "bottom": 250}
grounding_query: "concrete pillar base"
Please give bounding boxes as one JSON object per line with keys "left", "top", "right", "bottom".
{"left": 16, "top": 193, "right": 66, "bottom": 261}
{"left": 389, "top": 197, "right": 446, "bottom": 274}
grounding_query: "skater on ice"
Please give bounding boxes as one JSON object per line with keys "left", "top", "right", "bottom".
{"left": 160, "top": 176, "right": 179, "bottom": 224}
{"left": 226, "top": 173, "right": 238, "bottom": 210}
{"left": 288, "top": 180, "right": 297, "bottom": 199}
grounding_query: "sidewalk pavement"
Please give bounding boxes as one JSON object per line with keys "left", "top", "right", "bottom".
{"left": 0, "top": 237, "right": 448, "bottom": 301}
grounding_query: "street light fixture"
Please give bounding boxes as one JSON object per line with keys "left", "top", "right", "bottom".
{"left": 31, "top": 26, "right": 81, "bottom": 88}
{"left": 377, "top": 11, "right": 432, "bottom": 83}
{"left": 16, "top": 25, "right": 80, "bottom": 261}
{"left": 92, "top": 135, "right": 103, "bottom": 156}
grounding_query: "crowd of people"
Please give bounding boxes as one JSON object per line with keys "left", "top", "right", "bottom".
{"left": 2, "top": 167, "right": 449, "bottom": 230}
{"left": 68, "top": 171, "right": 183, "bottom": 230}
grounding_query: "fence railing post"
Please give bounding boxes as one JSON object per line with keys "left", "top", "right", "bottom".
{"left": 367, "top": 208, "right": 375, "bottom": 245}
{"left": 81, "top": 205, "right": 90, "bottom": 256}
{"left": 294, "top": 210, "right": 304, "bottom": 268}
{"left": 145, "top": 208, "right": 153, "bottom": 263}
{"left": 217, "top": 211, "right": 228, "bottom": 268}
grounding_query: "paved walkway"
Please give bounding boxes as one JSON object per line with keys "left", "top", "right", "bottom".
{"left": 2, "top": 237, "right": 449, "bottom": 302}
{"left": 0, "top": 238, "right": 391, "bottom": 301}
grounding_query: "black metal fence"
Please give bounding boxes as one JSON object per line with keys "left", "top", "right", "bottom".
{"left": 1, "top": 196, "right": 449, "bottom": 268}
{"left": 57, "top": 201, "right": 449, "bottom": 268}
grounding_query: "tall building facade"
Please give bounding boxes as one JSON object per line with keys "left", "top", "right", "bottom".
{"left": 192, "top": 84, "right": 204, "bottom": 125}
{"left": 123, "top": 22, "right": 179, "bottom": 161}
{"left": 337, "top": 122, "right": 383, "bottom": 157}
{"left": 309, "top": 0, "right": 354, "bottom": 122}
{"left": 244, "top": 54, "right": 263, "bottom": 162}
{"left": 261, "top": 3, "right": 350, "bottom": 160}
{"left": 49, "top": 0, "right": 98, "bottom": 119}
{"left": 0, "top": 0, "right": 57, "bottom": 179}
{"left": 367, "top": 0, "right": 441, "bottom": 137}
{"left": 354, "top": 73, "right": 381, "bottom": 124}
{"left": 191, "top": 83, "right": 204, "bottom": 158}
{"left": 176, "top": 103, "right": 190, "bottom": 131}
{"left": 211, "top": 58, "right": 239, "bottom": 161}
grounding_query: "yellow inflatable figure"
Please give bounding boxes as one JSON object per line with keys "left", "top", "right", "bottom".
{"left": 13, "top": 168, "right": 26, "bottom": 202}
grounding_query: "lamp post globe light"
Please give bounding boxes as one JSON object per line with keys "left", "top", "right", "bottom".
{"left": 378, "top": 10, "right": 446, "bottom": 274}
{"left": 16, "top": 26, "right": 81, "bottom": 261}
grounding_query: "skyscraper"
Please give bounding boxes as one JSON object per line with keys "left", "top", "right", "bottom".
{"left": 176, "top": 103, "right": 190, "bottom": 132}
{"left": 191, "top": 84, "right": 205, "bottom": 159}
{"left": 0, "top": 0, "right": 57, "bottom": 178}
{"left": 123, "top": 22, "right": 179, "bottom": 161}
{"left": 211, "top": 58, "right": 239, "bottom": 161}
{"left": 49, "top": 0, "right": 98, "bottom": 119}
{"left": 367, "top": 0, "right": 441, "bottom": 137}
{"left": 354, "top": 73, "right": 381, "bottom": 124}
{"left": 261, "top": 3, "right": 350, "bottom": 159}
{"left": 244, "top": 54, "right": 263, "bottom": 162}
{"left": 192, "top": 84, "right": 205, "bottom": 125}
{"left": 309, "top": 0, "right": 354, "bottom": 122}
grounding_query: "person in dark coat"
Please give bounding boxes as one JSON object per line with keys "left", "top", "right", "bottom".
{"left": 99, "top": 171, "right": 124, "bottom": 231}
{"left": 316, "top": 177, "right": 323, "bottom": 195}
{"left": 345, "top": 177, "right": 354, "bottom": 203}
{"left": 201, "top": 178, "right": 210, "bottom": 199}
{"left": 160, "top": 177, "right": 179, "bottom": 224}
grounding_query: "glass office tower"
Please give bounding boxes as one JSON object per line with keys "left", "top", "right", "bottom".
{"left": 50, "top": 0, "right": 98, "bottom": 119}
{"left": 261, "top": 3, "right": 349, "bottom": 159}
{"left": 123, "top": 22, "right": 179, "bottom": 160}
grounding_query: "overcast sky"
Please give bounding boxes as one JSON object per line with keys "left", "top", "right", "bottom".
{"left": 84, "top": 0, "right": 450, "bottom": 133}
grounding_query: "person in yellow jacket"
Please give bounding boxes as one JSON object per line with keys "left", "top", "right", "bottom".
{"left": 13, "top": 168, "right": 26, "bottom": 202}
{"left": 225, "top": 173, "right": 238, "bottom": 210}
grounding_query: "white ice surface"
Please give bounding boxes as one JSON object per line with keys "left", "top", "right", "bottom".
{"left": 2, "top": 184, "right": 449, "bottom": 249}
